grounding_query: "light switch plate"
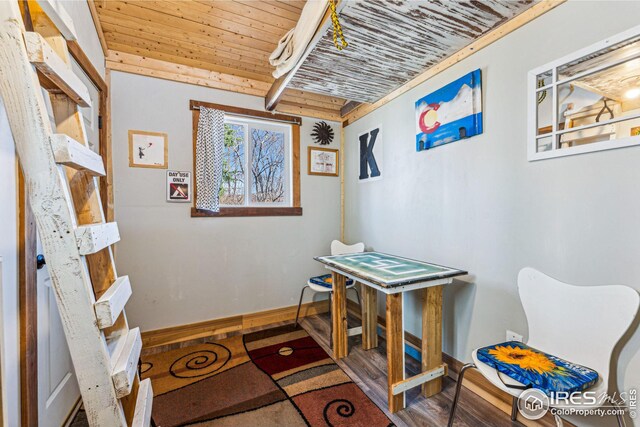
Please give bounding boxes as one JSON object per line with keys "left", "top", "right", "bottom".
{"left": 506, "top": 330, "right": 523, "bottom": 342}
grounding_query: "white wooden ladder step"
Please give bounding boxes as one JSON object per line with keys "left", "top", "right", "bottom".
{"left": 2, "top": 1, "right": 153, "bottom": 424}
{"left": 24, "top": 31, "right": 91, "bottom": 107}
{"left": 75, "top": 222, "right": 120, "bottom": 255}
{"left": 33, "top": 0, "right": 78, "bottom": 41}
{"left": 95, "top": 276, "right": 132, "bottom": 329}
{"left": 111, "top": 327, "right": 142, "bottom": 398}
{"left": 132, "top": 378, "right": 154, "bottom": 427}
{"left": 51, "top": 134, "right": 105, "bottom": 176}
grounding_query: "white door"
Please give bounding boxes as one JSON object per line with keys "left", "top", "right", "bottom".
{"left": 36, "top": 239, "right": 80, "bottom": 427}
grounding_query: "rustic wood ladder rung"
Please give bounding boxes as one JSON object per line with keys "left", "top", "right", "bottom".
{"left": 25, "top": 30, "right": 92, "bottom": 107}
{"left": 112, "top": 327, "right": 143, "bottom": 398}
{"left": 96, "top": 276, "right": 133, "bottom": 329}
{"left": 51, "top": 133, "right": 106, "bottom": 175}
{"left": 0, "top": 1, "right": 152, "bottom": 425}
{"left": 76, "top": 222, "right": 121, "bottom": 255}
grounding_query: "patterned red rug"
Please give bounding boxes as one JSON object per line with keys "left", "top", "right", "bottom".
{"left": 141, "top": 325, "right": 394, "bottom": 427}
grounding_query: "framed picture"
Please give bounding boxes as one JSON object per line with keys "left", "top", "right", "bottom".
{"left": 166, "top": 170, "right": 191, "bottom": 202}
{"left": 415, "top": 69, "right": 483, "bottom": 152}
{"left": 129, "top": 130, "right": 168, "bottom": 168}
{"left": 308, "top": 146, "right": 339, "bottom": 176}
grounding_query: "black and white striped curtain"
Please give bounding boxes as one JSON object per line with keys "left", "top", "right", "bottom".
{"left": 195, "top": 107, "right": 225, "bottom": 212}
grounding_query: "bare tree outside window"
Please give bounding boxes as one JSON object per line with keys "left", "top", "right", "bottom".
{"left": 251, "top": 128, "right": 285, "bottom": 203}
{"left": 220, "top": 123, "right": 245, "bottom": 205}
{"left": 219, "top": 119, "right": 289, "bottom": 206}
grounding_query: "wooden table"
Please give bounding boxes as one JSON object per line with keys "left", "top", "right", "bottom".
{"left": 315, "top": 252, "right": 466, "bottom": 413}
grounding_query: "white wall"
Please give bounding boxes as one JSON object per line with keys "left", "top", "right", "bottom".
{"left": 344, "top": 2, "right": 640, "bottom": 426}
{"left": 110, "top": 71, "right": 341, "bottom": 331}
{"left": 61, "top": 0, "right": 105, "bottom": 78}
{"left": 0, "top": 2, "right": 103, "bottom": 424}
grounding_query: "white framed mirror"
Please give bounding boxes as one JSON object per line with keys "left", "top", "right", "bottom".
{"left": 528, "top": 24, "right": 640, "bottom": 161}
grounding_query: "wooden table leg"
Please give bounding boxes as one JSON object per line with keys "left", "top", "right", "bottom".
{"left": 331, "top": 272, "right": 348, "bottom": 359}
{"left": 361, "top": 285, "right": 378, "bottom": 350}
{"left": 386, "top": 293, "right": 405, "bottom": 413}
{"left": 422, "top": 285, "right": 443, "bottom": 398}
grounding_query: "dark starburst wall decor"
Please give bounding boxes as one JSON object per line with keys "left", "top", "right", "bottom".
{"left": 311, "top": 121, "right": 334, "bottom": 145}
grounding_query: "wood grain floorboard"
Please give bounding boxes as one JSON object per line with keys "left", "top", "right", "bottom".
{"left": 72, "top": 314, "right": 520, "bottom": 427}
{"left": 299, "top": 312, "right": 520, "bottom": 427}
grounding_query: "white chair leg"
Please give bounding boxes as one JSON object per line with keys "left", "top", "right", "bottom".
{"left": 448, "top": 363, "right": 476, "bottom": 427}
{"left": 554, "top": 414, "right": 564, "bottom": 427}
{"left": 294, "top": 285, "right": 309, "bottom": 328}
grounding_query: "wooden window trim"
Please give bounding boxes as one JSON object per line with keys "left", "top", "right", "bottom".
{"left": 190, "top": 100, "right": 302, "bottom": 217}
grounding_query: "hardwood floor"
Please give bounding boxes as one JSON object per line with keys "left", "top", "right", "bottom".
{"left": 300, "top": 312, "right": 519, "bottom": 427}
{"left": 71, "top": 312, "right": 520, "bottom": 427}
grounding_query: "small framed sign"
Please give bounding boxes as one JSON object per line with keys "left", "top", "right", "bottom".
{"left": 129, "top": 130, "right": 168, "bottom": 169}
{"left": 308, "top": 146, "right": 339, "bottom": 176}
{"left": 166, "top": 170, "right": 191, "bottom": 202}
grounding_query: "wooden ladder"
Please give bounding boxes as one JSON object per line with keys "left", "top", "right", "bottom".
{"left": 0, "top": 1, "right": 153, "bottom": 425}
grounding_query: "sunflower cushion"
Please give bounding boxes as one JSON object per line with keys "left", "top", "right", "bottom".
{"left": 309, "top": 274, "right": 354, "bottom": 289}
{"left": 476, "top": 341, "right": 598, "bottom": 396}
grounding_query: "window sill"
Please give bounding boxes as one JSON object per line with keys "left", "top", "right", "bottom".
{"left": 191, "top": 207, "right": 302, "bottom": 217}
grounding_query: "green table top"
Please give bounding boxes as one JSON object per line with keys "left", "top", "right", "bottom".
{"left": 314, "top": 251, "right": 466, "bottom": 288}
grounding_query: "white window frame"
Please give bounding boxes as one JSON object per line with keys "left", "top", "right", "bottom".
{"left": 527, "top": 24, "right": 640, "bottom": 161}
{"left": 221, "top": 115, "right": 293, "bottom": 207}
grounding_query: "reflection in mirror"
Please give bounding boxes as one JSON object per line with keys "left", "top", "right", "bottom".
{"left": 555, "top": 57, "right": 640, "bottom": 149}
{"left": 537, "top": 89, "right": 552, "bottom": 135}
{"left": 529, "top": 27, "right": 640, "bottom": 160}
{"left": 537, "top": 70, "right": 552, "bottom": 87}
{"left": 536, "top": 136, "right": 553, "bottom": 153}
{"left": 558, "top": 35, "right": 640, "bottom": 81}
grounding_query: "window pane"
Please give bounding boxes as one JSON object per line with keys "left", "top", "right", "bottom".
{"left": 220, "top": 123, "right": 245, "bottom": 205}
{"left": 536, "top": 136, "right": 553, "bottom": 153}
{"left": 556, "top": 58, "right": 640, "bottom": 148}
{"left": 536, "top": 70, "right": 552, "bottom": 87}
{"left": 537, "top": 88, "right": 552, "bottom": 135}
{"left": 558, "top": 35, "right": 640, "bottom": 81}
{"left": 250, "top": 127, "right": 285, "bottom": 203}
{"left": 558, "top": 116, "right": 640, "bottom": 149}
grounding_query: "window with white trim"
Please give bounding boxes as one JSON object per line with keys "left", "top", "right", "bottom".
{"left": 528, "top": 25, "right": 640, "bottom": 161}
{"left": 221, "top": 117, "right": 292, "bottom": 206}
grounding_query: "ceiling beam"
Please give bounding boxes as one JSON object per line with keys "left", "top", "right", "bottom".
{"left": 276, "top": 101, "right": 341, "bottom": 122}
{"left": 265, "top": 0, "right": 347, "bottom": 111}
{"left": 340, "top": 100, "right": 360, "bottom": 117}
{"left": 343, "top": 0, "right": 566, "bottom": 126}
{"left": 105, "top": 50, "right": 343, "bottom": 122}
{"left": 105, "top": 50, "right": 270, "bottom": 97}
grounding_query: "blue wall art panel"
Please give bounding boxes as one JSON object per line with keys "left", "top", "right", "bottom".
{"left": 415, "top": 69, "right": 483, "bottom": 152}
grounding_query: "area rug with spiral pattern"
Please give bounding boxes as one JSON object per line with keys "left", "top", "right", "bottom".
{"left": 141, "top": 324, "right": 394, "bottom": 427}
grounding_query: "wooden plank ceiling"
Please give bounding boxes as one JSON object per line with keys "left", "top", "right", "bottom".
{"left": 288, "top": 0, "right": 537, "bottom": 103}
{"left": 93, "top": 0, "right": 347, "bottom": 121}
{"left": 95, "top": 0, "right": 541, "bottom": 120}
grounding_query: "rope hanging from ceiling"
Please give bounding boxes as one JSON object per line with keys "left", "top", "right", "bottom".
{"left": 329, "top": 0, "right": 348, "bottom": 51}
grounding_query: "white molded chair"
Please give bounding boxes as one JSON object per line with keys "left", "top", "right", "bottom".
{"left": 294, "top": 240, "right": 364, "bottom": 331}
{"left": 449, "top": 267, "right": 639, "bottom": 427}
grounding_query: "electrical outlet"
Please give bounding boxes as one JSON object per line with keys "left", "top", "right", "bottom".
{"left": 506, "top": 330, "right": 523, "bottom": 342}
